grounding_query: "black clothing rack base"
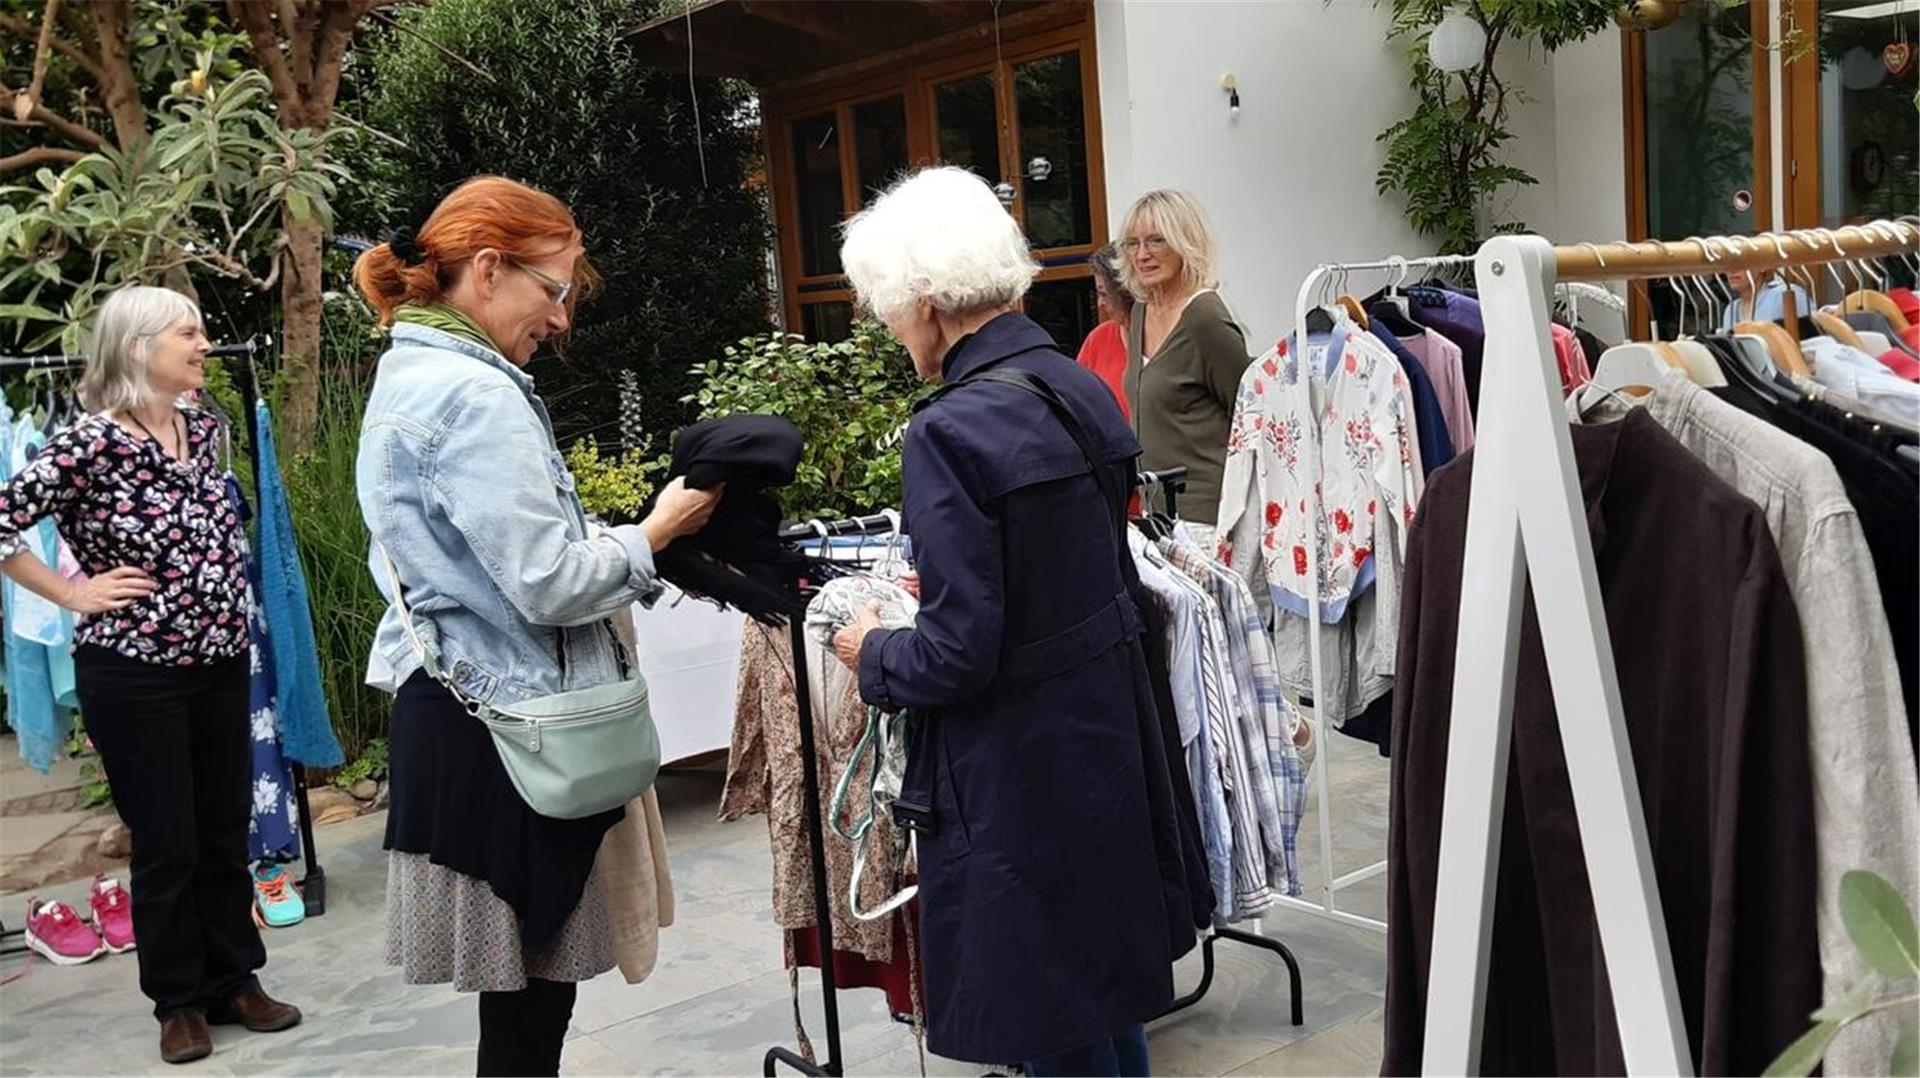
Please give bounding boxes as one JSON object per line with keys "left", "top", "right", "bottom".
{"left": 1157, "top": 926, "right": 1305, "bottom": 1027}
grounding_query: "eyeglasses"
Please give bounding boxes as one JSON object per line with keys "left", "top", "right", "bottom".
{"left": 1121, "top": 235, "right": 1169, "bottom": 255}
{"left": 512, "top": 261, "right": 574, "bottom": 306}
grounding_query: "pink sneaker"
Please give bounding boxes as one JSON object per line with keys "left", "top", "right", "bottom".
{"left": 89, "top": 875, "right": 136, "bottom": 953}
{"left": 24, "top": 897, "right": 105, "bottom": 966}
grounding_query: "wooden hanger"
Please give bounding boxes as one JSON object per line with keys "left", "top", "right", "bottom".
{"left": 1811, "top": 309, "right": 1873, "bottom": 353}
{"left": 1842, "top": 290, "right": 1911, "bottom": 333}
{"left": 1734, "top": 319, "right": 1812, "bottom": 378}
{"left": 1337, "top": 295, "right": 1370, "bottom": 329}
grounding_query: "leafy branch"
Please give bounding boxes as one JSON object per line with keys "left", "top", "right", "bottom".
{"left": 1766, "top": 871, "right": 1920, "bottom": 1078}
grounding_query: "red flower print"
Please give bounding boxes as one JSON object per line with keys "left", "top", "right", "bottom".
{"left": 1254, "top": 380, "right": 1265, "bottom": 396}
{"left": 1262, "top": 359, "right": 1279, "bottom": 378}
{"left": 1293, "top": 545, "right": 1308, "bottom": 576}
{"left": 1367, "top": 499, "right": 1377, "bottom": 517}
{"left": 1333, "top": 509, "right": 1353, "bottom": 534}
{"left": 1344, "top": 352, "right": 1358, "bottom": 373}
{"left": 1353, "top": 546, "right": 1370, "bottom": 568}
{"left": 1265, "top": 501, "right": 1282, "bottom": 527}
{"left": 1220, "top": 548, "right": 1234, "bottom": 568}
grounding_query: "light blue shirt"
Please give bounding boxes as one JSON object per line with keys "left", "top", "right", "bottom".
{"left": 1804, "top": 336, "right": 1920, "bottom": 427}
{"left": 1720, "top": 279, "right": 1814, "bottom": 332}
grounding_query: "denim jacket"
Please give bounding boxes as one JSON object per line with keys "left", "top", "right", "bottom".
{"left": 357, "top": 323, "right": 662, "bottom": 705}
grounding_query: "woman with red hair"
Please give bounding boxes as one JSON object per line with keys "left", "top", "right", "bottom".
{"left": 354, "top": 176, "right": 718, "bottom": 1075}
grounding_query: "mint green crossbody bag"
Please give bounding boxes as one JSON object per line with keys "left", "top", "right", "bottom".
{"left": 377, "top": 544, "right": 661, "bottom": 820}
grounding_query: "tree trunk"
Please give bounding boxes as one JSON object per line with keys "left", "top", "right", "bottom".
{"left": 279, "top": 212, "right": 325, "bottom": 449}
{"left": 84, "top": 1, "right": 147, "bottom": 152}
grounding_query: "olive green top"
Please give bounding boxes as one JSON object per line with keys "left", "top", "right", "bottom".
{"left": 1123, "top": 290, "right": 1250, "bottom": 525}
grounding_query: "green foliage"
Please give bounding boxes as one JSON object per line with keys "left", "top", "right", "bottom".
{"left": 686, "top": 321, "right": 926, "bottom": 520}
{"left": 1375, "top": 0, "right": 1618, "bottom": 254}
{"left": 62, "top": 717, "right": 111, "bottom": 809}
{"left": 0, "top": 36, "right": 348, "bottom": 353}
{"left": 274, "top": 296, "right": 391, "bottom": 762}
{"left": 565, "top": 439, "right": 663, "bottom": 525}
{"left": 331, "top": 737, "right": 389, "bottom": 790}
{"left": 1766, "top": 871, "right": 1920, "bottom": 1077}
{"left": 336, "top": 0, "right": 773, "bottom": 445}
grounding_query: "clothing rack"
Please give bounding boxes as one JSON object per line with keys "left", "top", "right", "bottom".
{"left": 219, "top": 336, "right": 327, "bottom": 917}
{"left": 1423, "top": 221, "right": 1920, "bottom": 1076}
{"left": 764, "top": 510, "right": 905, "bottom": 1078}
{"left": 1274, "top": 251, "right": 1477, "bottom": 938}
{"left": 1135, "top": 461, "right": 1303, "bottom": 1027}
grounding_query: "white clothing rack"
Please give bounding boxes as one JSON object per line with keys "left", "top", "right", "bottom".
{"left": 1424, "top": 221, "right": 1920, "bottom": 1076}
{"left": 1268, "top": 251, "right": 1474, "bottom": 936}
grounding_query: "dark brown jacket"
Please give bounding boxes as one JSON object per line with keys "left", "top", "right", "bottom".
{"left": 1383, "top": 408, "right": 1819, "bottom": 1076}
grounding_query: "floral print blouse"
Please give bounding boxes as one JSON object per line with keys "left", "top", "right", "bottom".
{"left": 1216, "top": 321, "right": 1425, "bottom": 623}
{"left": 0, "top": 410, "right": 250, "bottom": 665}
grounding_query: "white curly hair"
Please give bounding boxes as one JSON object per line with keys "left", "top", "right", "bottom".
{"left": 839, "top": 166, "right": 1039, "bottom": 325}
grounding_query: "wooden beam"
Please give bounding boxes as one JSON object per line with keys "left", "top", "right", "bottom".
{"left": 738, "top": 1, "right": 862, "bottom": 49}
{"left": 764, "top": 1, "right": 1085, "bottom": 97}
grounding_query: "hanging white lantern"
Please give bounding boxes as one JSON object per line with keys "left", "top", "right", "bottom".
{"left": 1428, "top": 10, "right": 1487, "bottom": 73}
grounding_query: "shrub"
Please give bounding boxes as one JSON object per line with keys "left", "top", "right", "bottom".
{"left": 686, "top": 321, "right": 926, "bottom": 520}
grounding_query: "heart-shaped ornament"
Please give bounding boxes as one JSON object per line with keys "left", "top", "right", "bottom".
{"left": 1885, "top": 42, "right": 1914, "bottom": 77}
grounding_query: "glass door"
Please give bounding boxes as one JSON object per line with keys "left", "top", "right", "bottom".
{"left": 1788, "top": 0, "right": 1919, "bottom": 237}
{"left": 1631, "top": 1, "right": 1769, "bottom": 335}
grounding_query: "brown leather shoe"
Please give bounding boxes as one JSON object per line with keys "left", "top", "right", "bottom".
{"left": 159, "top": 1010, "right": 213, "bottom": 1065}
{"left": 207, "top": 985, "right": 301, "bottom": 1033}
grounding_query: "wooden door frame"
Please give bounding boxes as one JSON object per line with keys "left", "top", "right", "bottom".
{"left": 762, "top": 13, "right": 1104, "bottom": 334}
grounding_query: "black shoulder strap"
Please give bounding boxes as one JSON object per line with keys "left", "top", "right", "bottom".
{"left": 938, "top": 366, "right": 1131, "bottom": 581}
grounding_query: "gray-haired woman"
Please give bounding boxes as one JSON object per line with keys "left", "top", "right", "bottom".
{"left": 0, "top": 285, "right": 300, "bottom": 1065}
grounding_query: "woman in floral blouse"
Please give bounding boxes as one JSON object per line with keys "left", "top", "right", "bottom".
{"left": 0, "top": 286, "right": 300, "bottom": 1066}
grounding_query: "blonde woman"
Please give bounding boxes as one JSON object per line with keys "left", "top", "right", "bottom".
{"left": 1118, "top": 189, "right": 1249, "bottom": 544}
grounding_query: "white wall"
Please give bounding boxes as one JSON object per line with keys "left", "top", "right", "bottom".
{"left": 1094, "top": 1, "right": 1636, "bottom": 346}
{"left": 1093, "top": 0, "right": 1429, "bottom": 351}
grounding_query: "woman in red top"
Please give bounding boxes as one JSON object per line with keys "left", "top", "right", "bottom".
{"left": 1075, "top": 243, "right": 1133, "bottom": 419}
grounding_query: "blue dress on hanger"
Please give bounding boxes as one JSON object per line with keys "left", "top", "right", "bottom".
{"left": 229, "top": 474, "right": 299, "bottom": 863}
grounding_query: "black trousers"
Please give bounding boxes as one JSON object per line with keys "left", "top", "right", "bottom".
{"left": 477, "top": 978, "right": 577, "bottom": 1076}
{"left": 75, "top": 645, "right": 263, "bottom": 1018}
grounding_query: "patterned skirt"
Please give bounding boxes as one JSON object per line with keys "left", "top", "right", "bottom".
{"left": 384, "top": 851, "right": 614, "bottom": 993}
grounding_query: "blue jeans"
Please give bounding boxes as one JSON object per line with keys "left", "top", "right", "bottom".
{"left": 1024, "top": 1024, "right": 1151, "bottom": 1077}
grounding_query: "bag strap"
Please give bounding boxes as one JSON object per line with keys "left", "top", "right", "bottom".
{"left": 943, "top": 365, "right": 1130, "bottom": 569}
{"left": 374, "top": 541, "right": 482, "bottom": 716}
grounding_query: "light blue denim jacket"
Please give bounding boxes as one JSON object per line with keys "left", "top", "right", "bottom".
{"left": 357, "top": 323, "right": 662, "bottom": 705}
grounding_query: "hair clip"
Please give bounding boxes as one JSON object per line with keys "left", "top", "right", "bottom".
{"left": 387, "top": 226, "right": 428, "bottom": 267}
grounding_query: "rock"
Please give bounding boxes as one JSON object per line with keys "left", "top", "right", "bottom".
{"left": 370, "top": 781, "right": 390, "bottom": 811}
{"left": 303, "top": 786, "right": 356, "bottom": 820}
{"left": 313, "top": 802, "right": 362, "bottom": 826}
{"left": 98, "top": 822, "right": 132, "bottom": 859}
{"left": 349, "top": 778, "right": 379, "bottom": 802}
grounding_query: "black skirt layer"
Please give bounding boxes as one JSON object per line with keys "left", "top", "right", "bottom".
{"left": 383, "top": 672, "right": 622, "bottom": 948}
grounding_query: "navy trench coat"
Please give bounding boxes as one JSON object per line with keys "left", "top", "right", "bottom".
{"left": 859, "top": 313, "right": 1199, "bottom": 1063}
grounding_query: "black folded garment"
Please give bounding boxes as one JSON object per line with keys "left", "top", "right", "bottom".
{"left": 642, "top": 415, "right": 816, "bottom": 624}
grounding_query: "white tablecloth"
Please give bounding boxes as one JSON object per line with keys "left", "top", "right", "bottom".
{"left": 630, "top": 589, "right": 745, "bottom": 763}
{"left": 630, "top": 537, "right": 903, "bottom": 763}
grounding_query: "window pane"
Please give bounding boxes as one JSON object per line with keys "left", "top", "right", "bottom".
{"left": 854, "top": 96, "right": 909, "bottom": 206}
{"left": 801, "top": 301, "right": 853, "bottom": 344}
{"left": 936, "top": 74, "right": 1003, "bottom": 187}
{"left": 1023, "top": 276, "right": 1098, "bottom": 354}
{"left": 1815, "top": 1, "right": 1919, "bottom": 228}
{"left": 791, "top": 113, "right": 844, "bottom": 277}
{"left": 1015, "top": 51, "right": 1092, "bottom": 249}
{"left": 1641, "top": 2, "right": 1756, "bottom": 335}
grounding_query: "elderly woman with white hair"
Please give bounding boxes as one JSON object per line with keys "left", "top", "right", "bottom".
{"left": 829, "top": 167, "right": 1203, "bottom": 1076}
{"left": 0, "top": 286, "right": 299, "bottom": 1065}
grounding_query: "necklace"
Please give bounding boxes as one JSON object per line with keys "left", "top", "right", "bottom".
{"left": 125, "top": 409, "right": 187, "bottom": 463}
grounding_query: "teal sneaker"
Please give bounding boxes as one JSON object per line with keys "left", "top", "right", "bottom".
{"left": 252, "top": 863, "right": 306, "bottom": 929}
